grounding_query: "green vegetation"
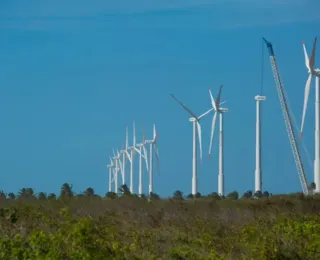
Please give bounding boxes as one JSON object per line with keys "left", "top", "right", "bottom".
{"left": 0, "top": 184, "right": 320, "bottom": 259}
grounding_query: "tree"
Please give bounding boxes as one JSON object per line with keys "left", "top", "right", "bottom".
{"left": 226, "top": 191, "right": 239, "bottom": 200}
{"left": 60, "top": 183, "right": 73, "bottom": 198}
{"left": 0, "top": 190, "right": 6, "bottom": 200}
{"left": 119, "top": 184, "right": 131, "bottom": 196}
{"left": 209, "top": 192, "right": 221, "bottom": 200}
{"left": 242, "top": 190, "right": 253, "bottom": 199}
{"left": 38, "top": 192, "right": 47, "bottom": 200}
{"left": 309, "top": 182, "right": 316, "bottom": 194}
{"left": 173, "top": 190, "right": 184, "bottom": 200}
{"left": 84, "top": 187, "right": 95, "bottom": 197}
{"left": 105, "top": 192, "right": 117, "bottom": 199}
{"left": 194, "top": 192, "right": 202, "bottom": 198}
{"left": 18, "top": 188, "right": 35, "bottom": 199}
{"left": 7, "top": 192, "right": 15, "bottom": 200}
{"left": 47, "top": 193, "right": 56, "bottom": 200}
{"left": 186, "top": 193, "right": 194, "bottom": 200}
{"left": 263, "top": 191, "right": 270, "bottom": 198}
{"left": 149, "top": 192, "right": 160, "bottom": 200}
{"left": 254, "top": 190, "right": 263, "bottom": 199}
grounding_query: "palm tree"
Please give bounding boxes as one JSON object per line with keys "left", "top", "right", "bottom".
{"left": 60, "top": 183, "right": 73, "bottom": 198}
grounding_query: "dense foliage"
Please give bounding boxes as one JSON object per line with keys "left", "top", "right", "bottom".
{"left": 0, "top": 184, "right": 320, "bottom": 259}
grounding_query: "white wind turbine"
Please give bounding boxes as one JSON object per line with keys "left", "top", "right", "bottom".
{"left": 112, "top": 149, "right": 122, "bottom": 194}
{"left": 135, "top": 125, "right": 149, "bottom": 197}
{"left": 144, "top": 124, "right": 160, "bottom": 195}
{"left": 254, "top": 95, "right": 266, "bottom": 193}
{"left": 126, "top": 122, "right": 137, "bottom": 194}
{"left": 107, "top": 156, "right": 115, "bottom": 193}
{"left": 300, "top": 36, "right": 320, "bottom": 194}
{"left": 119, "top": 142, "right": 128, "bottom": 186}
{"left": 171, "top": 94, "right": 213, "bottom": 196}
{"left": 208, "top": 86, "right": 228, "bottom": 197}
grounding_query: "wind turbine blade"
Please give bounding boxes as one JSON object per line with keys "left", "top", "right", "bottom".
{"left": 300, "top": 73, "right": 313, "bottom": 138}
{"left": 125, "top": 150, "right": 131, "bottom": 163}
{"left": 303, "top": 41, "right": 310, "bottom": 71}
{"left": 112, "top": 149, "right": 116, "bottom": 157}
{"left": 208, "top": 111, "right": 218, "bottom": 158}
{"left": 198, "top": 107, "right": 214, "bottom": 119}
{"left": 109, "top": 156, "right": 113, "bottom": 165}
{"left": 134, "top": 147, "right": 140, "bottom": 154}
{"left": 143, "top": 145, "right": 149, "bottom": 171}
{"left": 219, "top": 100, "right": 227, "bottom": 106}
{"left": 309, "top": 36, "right": 317, "bottom": 70}
{"left": 170, "top": 94, "right": 198, "bottom": 119}
{"left": 209, "top": 89, "right": 217, "bottom": 110}
{"left": 216, "top": 85, "right": 223, "bottom": 107}
{"left": 111, "top": 168, "right": 117, "bottom": 183}
{"left": 196, "top": 121, "right": 203, "bottom": 163}
{"left": 126, "top": 126, "right": 129, "bottom": 150}
{"left": 133, "top": 121, "right": 136, "bottom": 146}
{"left": 153, "top": 124, "right": 157, "bottom": 142}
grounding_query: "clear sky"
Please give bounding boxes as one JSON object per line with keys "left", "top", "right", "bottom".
{"left": 1, "top": 0, "right": 320, "bottom": 197}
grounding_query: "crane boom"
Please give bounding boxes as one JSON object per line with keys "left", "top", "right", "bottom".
{"left": 263, "top": 38, "right": 309, "bottom": 195}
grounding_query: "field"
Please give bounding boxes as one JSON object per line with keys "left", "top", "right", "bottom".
{"left": 0, "top": 186, "right": 320, "bottom": 259}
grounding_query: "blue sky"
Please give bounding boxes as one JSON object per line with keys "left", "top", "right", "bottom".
{"left": 0, "top": 0, "right": 320, "bottom": 197}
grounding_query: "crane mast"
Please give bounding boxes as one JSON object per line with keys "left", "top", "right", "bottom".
{"left": 263, "top": 38, "right": 309, "bottom": 195}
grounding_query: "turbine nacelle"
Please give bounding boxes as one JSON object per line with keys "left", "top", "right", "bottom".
{"left": 219, "top": 107, "right": 228, "bottom": 113}
{"left": 255, "top": 95, "right": 267, "bottom": 101}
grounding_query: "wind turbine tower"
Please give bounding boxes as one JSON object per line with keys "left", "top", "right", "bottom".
{"left": 127, "top": 122, "right": 137, "bottom": 194}
{"left": 112, "top": 149, "right": 122, "bottom": 194}
{"left": 254, "top": 95, "right": 266, "bottom": 193}
{"left": 145, "top": 124, "right": 160, "bottom": 195}
{"left": 135, "top": 125, "right": 149, "bottom": 197}
{"left": 119, "top": 148, "right": 127, "bottom": 185}
{"left": 208, "top": 86, "right": 227, "bottom": 196}
{"left": 171, "top": 94, "right": 213, "bottom": 196}
{"left": 107, "top": 156, "right": 114, "bottom": 193}
{"left": 301, "top": 37, "right": 320, "bottom": 193}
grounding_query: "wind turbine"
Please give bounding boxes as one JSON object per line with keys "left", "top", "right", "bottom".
{"left": 254, "top": 95, "right": 266, "bottom": 193}
{"left": 171, "top": 94, "right": 213, "bottom": 196}
{"left": 300, "top": 36, "right": 320, "bottom": 193}
{"left": 208, "top": 86, "right": 228, "bottom": 197}
{"left": 144, "top": 124, "right": 160, "bottom": 195}
{"left": 135, "top": 125, "right": 149, "bottom": 197}
{"left": 107, "top": 156, "right": 115, "bottom": 193}
{"left": 112, "top": 149, "right": 122, "bottom": 194}
{"left": 126, "top": 122, "right": 137, "bottom": 194}
{"left": 119, "top": 142, "right": 127, "bottom": 186}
